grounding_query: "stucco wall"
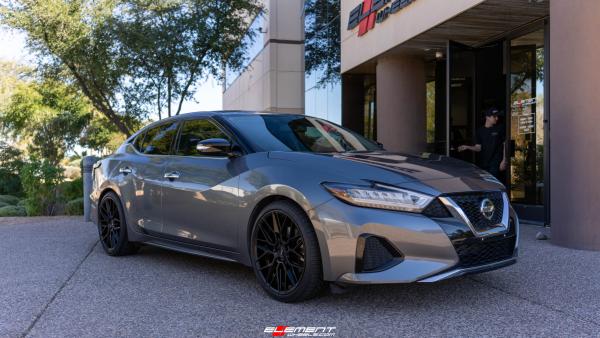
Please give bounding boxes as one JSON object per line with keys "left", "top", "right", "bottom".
{"left": 340, "top": 0, "right": 484, "bottom": 73}
{"left": 223, "top": 0, "right": 304, "bottom": 113}
{"left": 550, "top": 0, "right": 600, "bottom": 250}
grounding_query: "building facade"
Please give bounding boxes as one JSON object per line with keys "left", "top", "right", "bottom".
{"left": 222, "top": 0, "right": 600, "bottom": 251}
{"left": 223, "top": 0, "right": 305, "bottom": 114}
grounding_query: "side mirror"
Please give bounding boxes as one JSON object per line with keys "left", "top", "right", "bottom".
{"left": 196, "top": 138, "right": 241, "bottom": 157}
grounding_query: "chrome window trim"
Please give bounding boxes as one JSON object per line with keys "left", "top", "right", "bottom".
{"left": 439, "top": 192, "right": 510, "bottom": 238}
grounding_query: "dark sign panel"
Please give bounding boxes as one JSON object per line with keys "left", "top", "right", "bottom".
{"left": 347, "top": 0, "right": 416, "bottom": 36}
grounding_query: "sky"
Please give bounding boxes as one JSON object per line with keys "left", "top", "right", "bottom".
{"left": 0, "top": 27, "right": 223, "bottom": 115}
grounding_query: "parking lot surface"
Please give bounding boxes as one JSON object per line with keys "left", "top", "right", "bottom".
{"left": 1, "top": 216, "right": 600, "bottom": 337}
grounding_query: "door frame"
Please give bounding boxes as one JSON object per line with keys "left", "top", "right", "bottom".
{"left": 444, "top": 18, "right": 550, "bottom": 224}
{"left": 503, "top": 19, "right": 549, "bottom": 224}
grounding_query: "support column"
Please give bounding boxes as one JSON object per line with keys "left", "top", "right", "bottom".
{"left": 376, "top": 55, "right": 426, "bottom": 153}
{"left": 342, "top": 74, "right": 365, "bottom": 134}
{"left": 82, "top": 156, "right": 99, "bottom": 222}
{"left": 550, "top": 1, "right": 600, "bottom": 250}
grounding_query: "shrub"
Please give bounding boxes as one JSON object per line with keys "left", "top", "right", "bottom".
{"left": 0, "top": 170, "right": 22, "bottom": 196}
{"left": 0, "top": 194, "right": 20, "bottom": 205}
{"left": 21, "top": 158, "right": 64, "bottom": 216}
{"left": 17, "top": 198, "right": 28, "bottom": 206}
{"left": 0, "top": 205, "right": 27, "bottom": 217}
{"left": 0, "top": 142, "right": 24, "bottom": 196}
{"left": 0, "top": 201, "right": 9, "bottom": 208}
{"left": 65, "top": 197, "right": 84, "bottom": 215}
{"left": 59, "top": 177, "right": 83, "bottom": 202}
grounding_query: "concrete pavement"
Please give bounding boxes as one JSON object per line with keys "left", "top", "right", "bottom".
{"left": 1, "top": 216, "right": 599, "bottom": 337}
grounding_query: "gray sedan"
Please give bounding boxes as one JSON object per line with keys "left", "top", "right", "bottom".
{"left": 91, "top": 111, "right": 518, "bottom": 302}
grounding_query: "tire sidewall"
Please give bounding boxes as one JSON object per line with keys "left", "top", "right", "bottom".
{"left": 98, "top": 192, "right": 130, "bottom": 255}
{"left": 250, "top": 201, "right": 322, "bottom": 302}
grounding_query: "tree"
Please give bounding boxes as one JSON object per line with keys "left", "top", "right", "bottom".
{"left": 304, "top": 0, "right": 340, "bottom": 87}
{"left": 1, "top": 78, "right": 92, "bottom": 164}
{"left": 0, "top": 141, "right": 24, "bottom": 196}
{"left": 1, "top": 0, "right": 263, "bottom": 136}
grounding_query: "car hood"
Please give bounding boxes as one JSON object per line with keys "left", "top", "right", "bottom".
{"left": 268, "top": 151, "right": 503, "bottom": 193}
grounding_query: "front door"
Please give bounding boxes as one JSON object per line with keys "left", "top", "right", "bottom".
{"left": 447, "top": 41, "right": 506, "bottom": 172}
{"left": 508, "top": 27, "right": 547, "bottom": 221}
{"left": 161, "top": 118, "right": 243, "bottom": 251}
{"left": 447, "top": 41, "right": 475, "bottom": 163}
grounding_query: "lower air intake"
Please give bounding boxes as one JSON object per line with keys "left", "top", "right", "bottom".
{"left": 356, "top": 235, "right": 403, "bottom": 273}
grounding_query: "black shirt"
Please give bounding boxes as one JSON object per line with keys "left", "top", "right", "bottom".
{"left": 476, "top": 124, "right": 505, "bottom": 169}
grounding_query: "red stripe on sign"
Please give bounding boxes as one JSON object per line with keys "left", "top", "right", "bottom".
{"left": 358, "top": 0, "right": 376, "bottom": 36}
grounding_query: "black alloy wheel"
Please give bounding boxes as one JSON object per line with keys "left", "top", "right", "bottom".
{"left": 98, "top": 192, "right": 138, "bottom": 256}
{"left": 251, "top": 201, "right": 323, "bottom": 302}
{"left": 99, "top": 197, "right": 121, "bottom": 250}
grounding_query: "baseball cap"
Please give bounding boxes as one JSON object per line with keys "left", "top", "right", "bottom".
{"left": 484, "top": 107, "right": 504, "bottom": 116}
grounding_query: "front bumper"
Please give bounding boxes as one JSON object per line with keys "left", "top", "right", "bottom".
{"left": 309, "top": 195, "right": 519, "bottom": 284}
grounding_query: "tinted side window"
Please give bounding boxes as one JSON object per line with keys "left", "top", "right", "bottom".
{"left": 132, "top": 131, "right": 146, "bottom": 151}
{"left": 176, "top": 119, "right": 229, "bottom": 156}
{"left": 140, "top": 123, "right": 178, "bottom": 155}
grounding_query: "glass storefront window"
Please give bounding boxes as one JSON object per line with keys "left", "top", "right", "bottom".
{"left": 509, "top": 28, "right": 545, "bottom": 205}
{"left": 304, "top": 0, "right": 341, "bottom": 124}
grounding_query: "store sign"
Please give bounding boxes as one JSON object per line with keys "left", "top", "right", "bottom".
{"left": 517, "top": 114, "right": 535, "bottom": 135}
{"left": 347, "top": 0, "right": 416, "bottom": 36}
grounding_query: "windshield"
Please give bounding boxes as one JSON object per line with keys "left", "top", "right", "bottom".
{"left": 222, "top": 114, "right": 381, "bottom": 153}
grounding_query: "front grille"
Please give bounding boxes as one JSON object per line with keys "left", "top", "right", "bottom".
{"left": 449, "top": 192, "right": 504, "bottom": 232}
{"left": 356, "top": 235, "right": 403, "bottom": 272}
{"left": 452, "top": 218, "right": 517, "bottom": 268}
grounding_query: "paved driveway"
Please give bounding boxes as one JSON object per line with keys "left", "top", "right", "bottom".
{"left": 1, "top": 217, "right": 600, "bottom": 337}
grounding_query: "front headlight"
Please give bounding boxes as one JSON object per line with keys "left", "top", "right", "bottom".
{"left": 322, "top": 182, "right": 433, "bottom": 213}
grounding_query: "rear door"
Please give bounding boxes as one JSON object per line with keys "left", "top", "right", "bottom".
{"left": 123, "top": 122, "right": 179, "bottom": 234}
{"left": 161, "top": 118, "right": 243, "bottom": 251}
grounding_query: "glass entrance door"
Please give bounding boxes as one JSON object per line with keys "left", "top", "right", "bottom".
{"left": 508, "top": 28, "right": 546, "bottom": 217}
{"left": 447, "top": 41, "right": 475, "bottom": 163}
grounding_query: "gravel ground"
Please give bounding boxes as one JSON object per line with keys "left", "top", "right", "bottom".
{"left": 1, "top": 216, "right": 599, "bottom": 337}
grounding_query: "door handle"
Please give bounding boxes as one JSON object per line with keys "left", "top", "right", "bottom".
{"left": 164, "top": 171, "right": 181, "bottom": 180}
{"left": 119, "top": 167, "right": 132, "bottom": 175}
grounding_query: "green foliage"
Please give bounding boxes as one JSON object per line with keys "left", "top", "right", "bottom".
{"left": 79, "top": 113, "right": 127, "bottom": 154}
{"left": 0, "top": 205, "right": 27, "bottom": 217}
{"left": 0, "top": 171, "right": 22, "bottom": 196}
{"left": 1, "top": 79, "right": 92, "bottom": 165}
{"left": 65, "top": 197, "right": 84, "bottom": 215}
{"left": 21, "top": 158, "right": 64, "bottom": 216}
{"left": 0, "top": 195, "right": 20, "bottom": 205}
{"left": 0, "top": 142, "right": 24, "bottom": 196}
{"left": 1, "top": 0, "right": 263, "bottom": 134}
{"left": 0, "top": 61, "right": 30, "bottom": 112}
{"left": 0, "top": 201, "right": 8, "bottom": 208}
{"left": 60, "top": 178, "right": 84, "bottom": 202}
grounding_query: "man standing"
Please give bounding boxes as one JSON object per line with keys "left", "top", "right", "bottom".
{"left": 458, "top": 108, "right": 507, "bottom": 179}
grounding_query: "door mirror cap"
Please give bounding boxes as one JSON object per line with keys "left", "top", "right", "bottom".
{"left": 196, "top": 138, "right": 241, "bottom": 157}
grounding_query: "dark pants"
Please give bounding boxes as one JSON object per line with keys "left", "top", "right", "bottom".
{"left": 481, "top": 159, "right": 502, "bottom": 181}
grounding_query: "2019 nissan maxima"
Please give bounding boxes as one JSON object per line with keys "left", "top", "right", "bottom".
{"left": 91, "top": 111, "right": 518, "bottom": 302}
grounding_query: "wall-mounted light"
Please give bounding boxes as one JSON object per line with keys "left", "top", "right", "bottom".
{"left": 435, "top": 51, "right": 444, "bottom": 59}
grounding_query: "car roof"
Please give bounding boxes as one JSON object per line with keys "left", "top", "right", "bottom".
{"left": 166, "top": 110, "right": 302, "bottom": 119}
{"left": 130, "top": 110, "right": 306, "bottom": 139}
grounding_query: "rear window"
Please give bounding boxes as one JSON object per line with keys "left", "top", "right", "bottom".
{"left": 139, "top": 123, "right": 179, "bottom": 155}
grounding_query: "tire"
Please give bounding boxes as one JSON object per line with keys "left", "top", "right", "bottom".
{"left": 97, "top": 192, "right": 139, "bottom": 256}
{"left": 250, "top": 200, "right": 324, "bottom": 302}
